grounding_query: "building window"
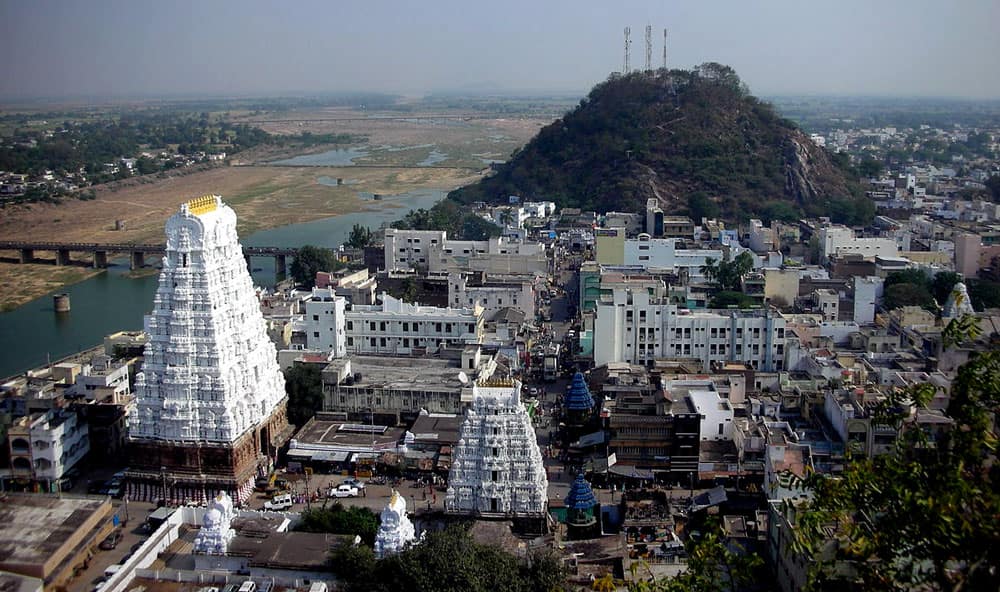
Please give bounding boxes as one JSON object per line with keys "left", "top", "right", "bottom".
{"left": 313, "top": 331, "right": 319, "bottom": 338}
{"left": 347, "top": 321, "right": 353, "bottom": 330}
{"left": 313, "top": 314, "right": 319, "bottom": 321}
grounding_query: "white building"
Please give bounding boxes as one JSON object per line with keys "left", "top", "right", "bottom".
{"left": 303, "top": 288, "right": 347, "bottom": 358}
{"left": 303, "top": 291, "right": 484, "bottom": 357}
{"left": 345, "top": 294, "right": 484, "bottom": 355}
{"left": 490, "top": 201, "right": 556, "bottom": 230}
{"left": 682, "top": 383, "right": 735, "bottom": 441}
{"left": 6, "top": 409, "right": 89, "bottom": 486}
{"left": 853, "top": 276, "right": 883, "bottom": 325}
{"left": 814, "top": 289, "right": 839, "bottom": 322}
{"left": 446, "top": 379, "right": 548, "bottom": 518}
{"left": 593, "top": 287, "right": 786, "bottom": 371}
{"left": 65, "top": 356, "right": 131, "bottom": 402}
{"left": 448, "top": 272, "right": 536, "bottom": 320}
{"left": 819, "top": 225, "right": 898, "bottom": 262}
{"left": 383, "top": 228, "right": 547, "bottom": 275}
{"left": 132, "top": 195, "right": 286, "bottom": 443}
{"left": 624, "top": 236, "right": 722, "bottom": 275}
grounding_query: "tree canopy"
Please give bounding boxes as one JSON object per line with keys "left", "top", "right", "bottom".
{"left": 297, "top": 503, "right": 380, "bottom": 546}
{"left": 346, "top": 224, "right": 375, "bottom": 249}
{"left": 700, "top": 251, "right": 754, "bottom": 292}
{"left": 290, "top": 244, "right": 343, "bottom": 287}
{"left": 284, "top": 363, "right": 324, "bottom": 426}
{"left": 330, "top": 525, "right": 566, "bottom": 592}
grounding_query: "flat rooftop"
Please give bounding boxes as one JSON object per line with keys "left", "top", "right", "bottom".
{"left": 326, "top": 356, "right": 469, "bottom": 391}
{"left": 0, "top": 495, "right": 109, "bottom": 567}
{"left": 409, "top": 413, "right": 462, "bottom": 445}
{"left": 293, "top": 417, "right": 406, "bottom": 450}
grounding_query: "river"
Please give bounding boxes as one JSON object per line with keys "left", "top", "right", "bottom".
{"left": 0, "top": 188, "right": 444, "bottom": 379}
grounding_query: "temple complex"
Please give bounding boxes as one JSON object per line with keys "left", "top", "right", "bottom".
{"left": 374, "top": 490, "right": 417, "bottom": 558}
{"left": 126, "top": 195, "right": 292, "bottom": 504}
{"left": 445, "top": 379, "right": 548, "bottom": 524}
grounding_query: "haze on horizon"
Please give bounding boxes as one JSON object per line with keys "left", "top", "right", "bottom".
{"left": 1, "top": 0, "right": 999, "bottom": 101}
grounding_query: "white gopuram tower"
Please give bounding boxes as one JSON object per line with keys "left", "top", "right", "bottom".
{"left": 127, "top": 195, "right": 291, "bottom": 505}
{"left": 446, "top": 379, "right": 548, "bottom": 528}
{"left": 374, "top": 490, "right": 417, "bottom": 558}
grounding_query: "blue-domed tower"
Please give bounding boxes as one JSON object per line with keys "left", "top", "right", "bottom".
{"left": 564, "top": 472, "right": 599, "bottom": 539}
{"left": 564, "top": 372, "right": 595, "bottom": 424}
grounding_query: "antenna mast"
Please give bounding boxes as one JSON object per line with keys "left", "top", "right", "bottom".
{"left": 663, "top": 29, "right": 668, "bottom": 69}
{"left": 623, "top": 27, "right": 631, "bottom": 73}
{"left": 645, "top": 25, "right": 652, "bottom": 72}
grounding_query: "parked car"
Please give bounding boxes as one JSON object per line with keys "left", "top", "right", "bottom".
{"left": 343, "top": 478, "right": 365, "bottom": 490}
{"left": 527, "top": 386, "right": 543, "bottom": 396}
{"left": 329, "top": 484, "right": 359, "bottom": 498}
{"left": 99, "top": 531, "right": 123, "bottom": 550}
{"left": 263, "top": 493, "right": 293, "bottom": 511}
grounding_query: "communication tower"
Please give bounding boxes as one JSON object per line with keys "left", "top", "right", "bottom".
{"left": 623, "top": 27, "right": 631, "bottom": 73}
{"left": 663, "top": 29, "right": 668, "bottom": 69}
{"left": 645, "top": 25, "right": 652, "bottom": 72}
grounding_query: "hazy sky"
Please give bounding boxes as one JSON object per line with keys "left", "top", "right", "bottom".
{"left": 2, "top": 0, "right": 998, "bottom": 99}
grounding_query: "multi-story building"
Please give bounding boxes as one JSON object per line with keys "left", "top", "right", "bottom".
{"left": 303, "top": 290, "right": 484, "bottom": 357}
{"left": 595, "top": 230, "right": 722, "bottom": 276}
{"left": 603, "top": 375, "right": 702, "bottom": 477}
{"left": 593, "top": 287, "right": 786, "bottom": 371}
{"left": 303, "top": 287, "right": 348, "bottom": 357}
{"left": 127, "top": 196, "right": 291, "bottom": 504}
{"left": 852, "top": 276, "right": 883, "bottom": 324}
{"left": 448, "top": 271, "right": 537, "bottom": 320}
{"left": 383, "top": 228, "right": 547, "bottom": 274}
{"left": 819, "top": 225, "right": 899, "bottom": 262}
{"left": 6, "top": 409, "right": 89, "bottom": 491}
{"left": 764, "top": 268, "right": 800, "bottom": 308}
{"left": 578, "top": 263, "right": 670, "bottom": 315}
{"left": 321, "top": 347, "right": 496, "bottom": 424}
{"left": 345, "top": 294, "right": 483, "bottom": 355}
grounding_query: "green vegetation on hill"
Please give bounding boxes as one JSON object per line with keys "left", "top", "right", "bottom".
{"left": 448, "top": 63, "right": 861, "bottom": 223}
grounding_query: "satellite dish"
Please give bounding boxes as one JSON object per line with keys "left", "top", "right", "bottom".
{"left": 458, "top": 371, "right": 469, "bottom": 385}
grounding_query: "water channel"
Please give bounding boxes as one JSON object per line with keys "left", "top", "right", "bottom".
{"left": 0, "top": 188, "right": 445, "bottom": 379}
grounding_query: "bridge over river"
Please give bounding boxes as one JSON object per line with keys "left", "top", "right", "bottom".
{"left": 0, "top": 240, "right": 298, "bottom": 273}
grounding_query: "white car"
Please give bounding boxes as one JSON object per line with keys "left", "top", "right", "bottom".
{"left": 343, "top": 478, "right": 365, "bottom": 490}
{"left": 329, "top": 484, "right": 359, "bottom": 498}
{"left": 264, "top": 493, "right": 293, "bottom": 511}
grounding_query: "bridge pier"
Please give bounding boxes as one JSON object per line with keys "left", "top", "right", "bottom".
{"left": 93, "top": 251, "right": 109, "bottom": 268}
{"left": 275, "top": 254, "right": 287, "bottom": 276}
{"left": 130, "top": 251, "right": 144, "bottom": 270}
{"left": 19, "top": 248, "right": 33, "bottom": 263}
{"left": 56, "top": 249, "right": 71, "bottom": 266}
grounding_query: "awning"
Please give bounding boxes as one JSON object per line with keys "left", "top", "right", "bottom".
{"left": 609, "top": 465, "right": 655, "bottom": 480}
{"left": 570, "top": 431, "right": 606, "bottom": 448}
{"left": 313, "top": 450, "right": 350, "bottom": 463}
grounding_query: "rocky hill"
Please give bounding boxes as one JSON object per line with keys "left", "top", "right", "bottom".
{"left": 450, "top": 63, "right": 864, "bottom": 223}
